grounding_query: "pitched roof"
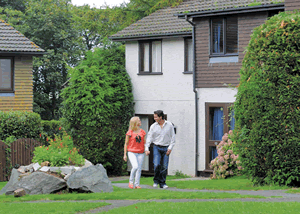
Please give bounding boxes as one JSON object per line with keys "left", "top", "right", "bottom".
{"left": 0, "top": 20, "right": 45, "bottom": 54}
{"left": 111, "top": 0, "right": 284, "bottom": 40}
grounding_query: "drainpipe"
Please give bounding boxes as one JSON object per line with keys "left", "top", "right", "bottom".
{"left": 185, "top": 15, "right": 198, "bottom": 177}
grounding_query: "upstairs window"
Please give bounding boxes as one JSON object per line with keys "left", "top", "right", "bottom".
{"left": 184, "top": 38, "right": 193, "bottom": 73}
{"left": 139, "top": 40, "right": 162, "bottom": 74}
{"left": 210, "top": 16, "right": 238, "bottom": 56}
{"left": 0, "top": 58, "right": 13, "bottom": 92}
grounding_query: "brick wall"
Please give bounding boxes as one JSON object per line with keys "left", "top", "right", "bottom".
{"left": 194, "top": 12, "right": 268, "bottom": 88}
{"left": 0, "top": 56, "right": 33, "bottom": 111}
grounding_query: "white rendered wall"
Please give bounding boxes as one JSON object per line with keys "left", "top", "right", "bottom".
{"left": 197, "top": 87, "right": 237, "bottom": 171}
{"left": 125, "top": 38, "right": 196, "bottom": 176}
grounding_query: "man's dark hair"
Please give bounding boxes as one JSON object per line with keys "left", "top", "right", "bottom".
{"left": 154, "top": 110, "right": 165, "bottom": 119}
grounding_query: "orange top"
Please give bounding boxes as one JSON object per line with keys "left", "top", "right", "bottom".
{"left": 126, "top": 129, "right": 146, "bottom": 153}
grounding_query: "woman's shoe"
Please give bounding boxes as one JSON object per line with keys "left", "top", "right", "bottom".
{"left": 135, "top": 186, "right": 142, "bottom": 189}
{"left": 128, "top": 183, "right": 134, "bottom": 189}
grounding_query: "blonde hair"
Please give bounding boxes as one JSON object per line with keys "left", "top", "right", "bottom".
{"left": 128, "top": 117, "right": 140, "bottom": 131}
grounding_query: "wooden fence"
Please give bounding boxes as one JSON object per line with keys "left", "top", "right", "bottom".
{"left": 0, "top": 139, "right": 42, "bottom": 182}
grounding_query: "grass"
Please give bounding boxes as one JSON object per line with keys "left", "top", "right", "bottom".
{"left": 285, "top": 188, "right": 300, "bottom": 194}
{"left": 103, "top": 201, "right": 300, "bottom": 214}
{"left": 0, "top": 182, "right": 7, "bottom": 191}
{"left": 0, "top": 202, "right": 109, "bottom": 214}
{"left": 0, "top": 186, "right": 264, "bottom": 202}
{"left": 113, "top": 175, "right": 291, "bottom": 191}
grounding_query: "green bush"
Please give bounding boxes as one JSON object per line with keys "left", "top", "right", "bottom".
{"left": 32, "top": 131, "right": 84, "bottom": 166}
{"left": 41, "top": 120, "right": 62, "bottom": 140}
{"left": 234, "top": 11, "right": 300, "bottom": 186}
{"left": 62, "top": 43, "right": 134, "bottom": 175}
{"left": 0, "top": 111, "right": 42, "bottom": 141}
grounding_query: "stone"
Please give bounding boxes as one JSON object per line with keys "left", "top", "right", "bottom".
{"left": 64, "top": 173, "right": 71, "bottom": 181}
{"left": 41, "top": 161, "right": 50, "bottom": 167}
{"left": 39, "top": 166, "right": 50, "bottom": 172}
{"left": 33, "top": 163, "right": 41, "bottom": 171}
{"left": 14, "top": 188, "right": 26, "bottom": 197}
{"left": 49, "top": 166, "right": 75, "bottom": 175}
{"left": 24, "top": 163, "right": 35, "bottom": 172}
{"left": 17, "top": 167, "right": 25, "bottom": 174}
{"left": 19, "top": 172, "right": 31, "bottom": 179}
{"left": 0, "top": 169, "right": 21, "bottom": 195}
{"left": 5, "top": 172, "right": 67, "bottom": 195}
{"left": 67, "top": 164, "right": 113, "bottom": 193}
{"left": 76, "top": 159, "right": 93, "bottom": 172}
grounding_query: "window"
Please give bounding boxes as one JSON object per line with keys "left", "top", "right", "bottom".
{"left": 184, "top": 38, "right": 193, "bottom": 73}
{"left": 0, "top": 58, "right": 13, "bottom": 92}
{"left": 139, "top": 40, "right": 162, "bottom": 74}
{"left": 210, "top": 16, "right": 238, "bottom": 56}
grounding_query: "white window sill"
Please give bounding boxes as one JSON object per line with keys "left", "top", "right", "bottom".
{"left": 209, "top": 56, "right": 239, "bottom": 63}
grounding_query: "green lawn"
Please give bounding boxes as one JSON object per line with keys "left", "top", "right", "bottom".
{"left": 103, "top": 201, "right": 300, "bottom": 214}
{"left": 0, "top": 186, "right": 264, "bottom": 203}
{"left": 0, "top": 182, "right": 7, "bottom": 191}
{"left": 113, "top": 175, "right": 291, "bottom": 191}
{"left": 0, "top": 202, "right": 109, "bottom": 214}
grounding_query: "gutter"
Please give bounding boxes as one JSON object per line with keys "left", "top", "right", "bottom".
{"left": 185, "top": 14, "right": 199, "bottom": 177}
{"left": 0, "top": 51, "right": 47, "bottom": 56}
{"left": 177, "top": 3, "right": 284, "bottom": 19}
{"left": 109, "top": 32, "right": 191, "bottom": 42}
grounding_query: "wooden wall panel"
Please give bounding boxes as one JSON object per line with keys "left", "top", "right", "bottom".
{"left": 285, "top": 0, "right": 300, "bottom": 11}
{"left": 194, "top": 12, "right": 268, "bottom": 88}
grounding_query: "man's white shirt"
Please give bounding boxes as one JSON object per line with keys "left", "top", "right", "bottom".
{"left": 145, "top": 120, "right": 175, "bottom": 151}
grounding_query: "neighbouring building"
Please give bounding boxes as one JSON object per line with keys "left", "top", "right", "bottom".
{"left": 0, "top": 20, "right": 45, "bottom": 112}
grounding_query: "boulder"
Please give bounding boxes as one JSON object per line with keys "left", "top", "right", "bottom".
{"left": 14, "top": 188, "right": 26, "bottom": 197}
{"left": 39, "top": 166, "right": 50, "bottom": 172}
{"left": 5, "top": 172, "right": 67, "bottom": 195}
{"left": 0, "top": 168, "right": 21, "bottom": 195}
{"left": 33, "top": 163, "right": 41, "bottom": 171}
{"left": 67, "top": 164, "right": 113, "bottom": 193}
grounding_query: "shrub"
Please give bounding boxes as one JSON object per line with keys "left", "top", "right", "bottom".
{"left": 61, "top": 43, "right": 134, "bottom": 175}
{"left": 41, "top": 120, "right": 62, "bottom": 140}
{"left": 234, "top": 11, "right": 300, "bottom": 186}
{"left": 210, "top": 131, "right": 243, "bottom": 179}
{"left": 32, "top": 131, "right": 84, "bottom": 166}
{"left": 0, "top": 111, "right": 42, "bottom": 141}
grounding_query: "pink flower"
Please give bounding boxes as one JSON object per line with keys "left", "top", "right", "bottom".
{"left": 224, "top": 155, "right": 229, "bottom": 160}
{"left": 236, "top": 160, "right": 241, "bottom": 165}
{"left": 230, "top": 170, "right": 234, "bottom": 175}
{"left": 229, "top": 130, "right": 233, "bottom": 135}
{"left": 222, "top": 134, "right": 228, "bottom": 142}
{"left": 227, "top": 150, "right": 233, "bottom": 154}
{"left": 218, "top": 156, "right": 225, "bottom": 163}
{"left": 228, "top": 139, "right": 233, "bottom": 145}
{"left": 218, "top": 150, "right": 225, "bottom": 156}
{"left": 238, "top": 166, "right": 243, "bottom": 170}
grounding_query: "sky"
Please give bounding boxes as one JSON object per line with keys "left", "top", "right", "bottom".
{"left": 71, "top": 0, "right": 130, "bottom": 8}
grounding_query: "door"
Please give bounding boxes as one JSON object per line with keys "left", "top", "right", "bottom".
{"left": 205, "top": 103, "right": 234, "bottom": 170}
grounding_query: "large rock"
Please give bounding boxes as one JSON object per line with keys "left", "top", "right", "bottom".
{"left": 5, "top": 172, "right": 67, "bottom": 195}
{"left": 14, "top": 188, "right": 26, "bottom": 197}
{"left": 48, "top": 166, "right": 76, "bottom": 175}
{"left": 0, "top": 168, "right": 21, "bottom": 195}
{"left": 67, "top": 164, "right": 113, "bottom": 193}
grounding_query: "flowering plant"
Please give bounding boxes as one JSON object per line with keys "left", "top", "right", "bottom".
{"left": 210, "top": 130, "right": 243, "bottom": 179}
{"left": 32, "top": 129, "right": 85, "bottom": 167}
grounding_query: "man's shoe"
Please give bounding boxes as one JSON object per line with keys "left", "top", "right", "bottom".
{"left": 135, "top": 186, "right": 142, "bottom": 189}
{"left": 153, "top": 183, "right": 158, "bottom": 188}
{"left": 162, "top": 185, "right": 168, "bottom": 189}
{"left": 128, "top": 183, "right": 134, "bottom": 189}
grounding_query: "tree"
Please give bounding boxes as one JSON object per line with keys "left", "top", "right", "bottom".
{"left": 62, "top": 43, "right": 134, "bottom": 175}
{"left": 234, "top": 11, "right": 300, "bottom": 186}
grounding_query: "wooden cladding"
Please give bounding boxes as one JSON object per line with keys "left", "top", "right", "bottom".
{"left": 0, "top": 56, "right": 33, "bottom": 111}
{"left": 0, "top": 138, "right": 41, "bottom": 182}
{"left": 194, "top": 12, "right": 268, "bottom": 88}
{"left": 285, "top": 0, "right": 300, "bottom": 11}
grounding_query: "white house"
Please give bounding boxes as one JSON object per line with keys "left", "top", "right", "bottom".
{"left": 111, "top": 0, "right": 294, "bottom": 176}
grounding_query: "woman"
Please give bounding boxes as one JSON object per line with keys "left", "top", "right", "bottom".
{"left": 123, "top": 116, "right": 146, "bottom": 189}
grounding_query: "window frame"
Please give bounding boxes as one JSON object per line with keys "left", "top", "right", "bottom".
{"left": 210, "top": 16, "right": 238, "bottom": 57}
{"left": 138, "top": 40, "right": 163, "bottom": 75}
{"left": 0, "top": 57, "right": 14, "bottom": 93}
{"left": 184, "top": 37, "right": 193, "bottom": 74}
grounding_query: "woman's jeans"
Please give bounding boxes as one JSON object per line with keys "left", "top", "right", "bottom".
{"left": 128, "top": 152, "right": 145, "bottom": 186}
{"left": 153, "top": 145, "right": 169, "bottom": 188}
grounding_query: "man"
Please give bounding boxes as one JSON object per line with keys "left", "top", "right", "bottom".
{"left": 145, "top": 110, "right": 175, "bottom": 189}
